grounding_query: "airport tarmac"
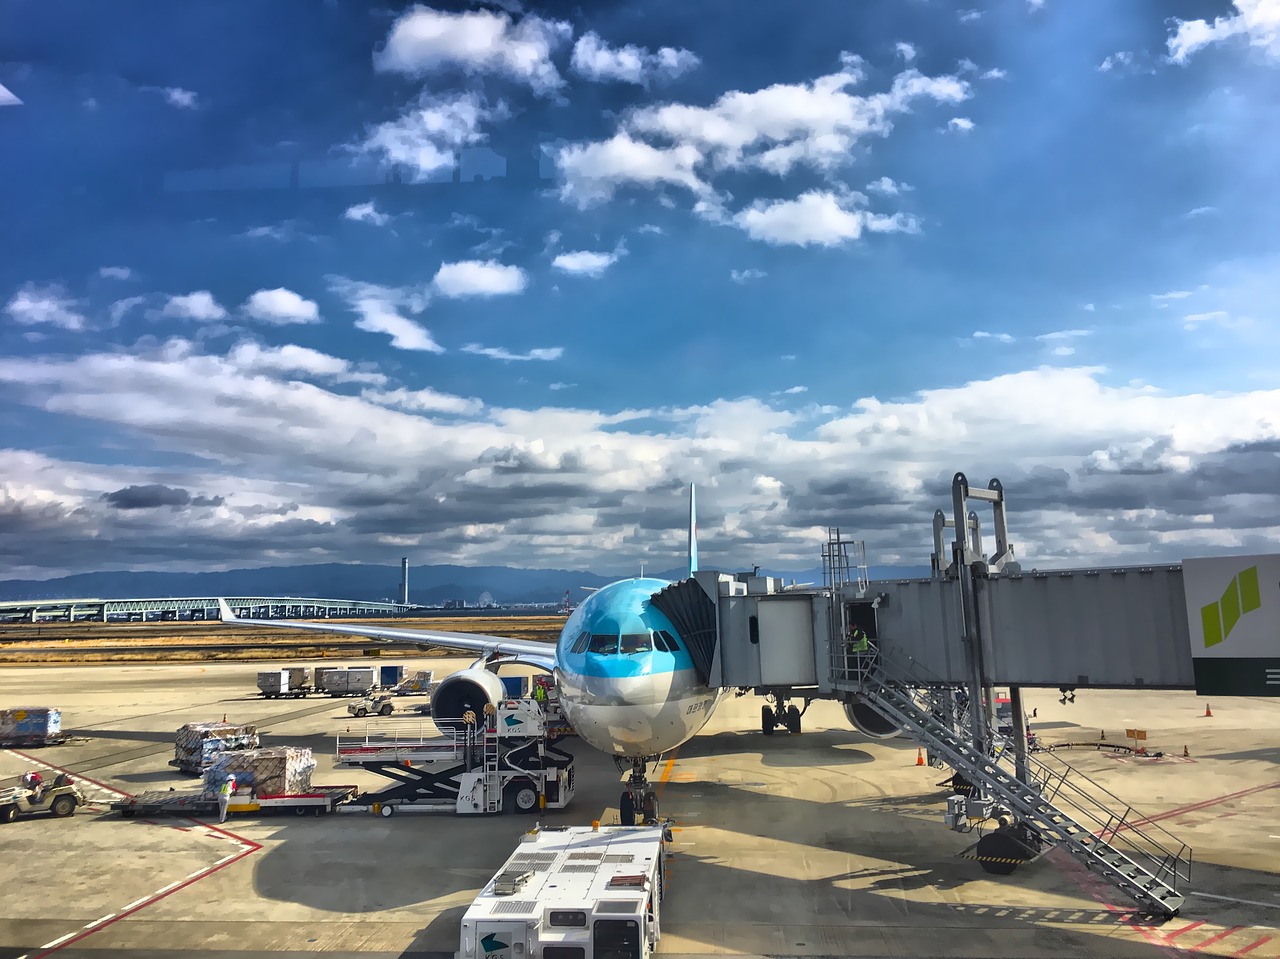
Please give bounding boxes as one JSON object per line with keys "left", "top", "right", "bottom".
{"left": 1, "top": 657, "right": 1278, "bottom": 959}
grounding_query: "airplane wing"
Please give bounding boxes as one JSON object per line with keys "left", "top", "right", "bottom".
{"left": 217, "top": 599, "right": 557, "bottom": 669}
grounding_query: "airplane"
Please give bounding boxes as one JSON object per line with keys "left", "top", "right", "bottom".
{"left": 218, "top": 483, "right": 901, "bottom": 825}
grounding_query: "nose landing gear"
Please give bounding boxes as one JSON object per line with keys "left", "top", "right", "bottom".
{"left": 617, "top": 756, "right": 661, "bottom": 826}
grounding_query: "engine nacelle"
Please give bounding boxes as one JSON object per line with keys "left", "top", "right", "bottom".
{"left": 843, "top": 696, "right": 904, "bottom": 740}
{"left": 430, "top": 667, "right": 506, "bottom": 734}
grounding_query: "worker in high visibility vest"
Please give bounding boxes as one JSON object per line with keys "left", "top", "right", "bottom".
{"left": 848, "top": 626, "right": 869, "bottom": 653}
{"left": 533, "top": 682, "right": 547, "bottom": 704}
{"left": 218, "top": 774, "right": 237, "bottom": 823}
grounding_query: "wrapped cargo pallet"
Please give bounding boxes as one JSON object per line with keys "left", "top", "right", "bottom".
{"left": 0, "top": 706, "right": 61, "bottom": 744}
{"left": 203, "top": 746, "right": 316, "bottom": 797}
{"left": 173, "top": 721, "right": 259, "bottom": 772}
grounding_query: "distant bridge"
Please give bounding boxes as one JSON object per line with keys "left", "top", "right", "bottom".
{"left": 0, "top": 596, "right": 408, "bottom": 624}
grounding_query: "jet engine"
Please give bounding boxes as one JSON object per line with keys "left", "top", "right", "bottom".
{"left": 843, "top": 696, "right": 903, "bottom": 740}
{"left": 430, "top": 668, "right": 506, "bottom": 733}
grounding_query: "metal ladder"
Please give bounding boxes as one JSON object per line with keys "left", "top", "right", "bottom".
{"left": 850, "top": 649, "right": 1192, "bottom": 918}
{"left": 480, "top": 727, "right": 502, "bottom": 813}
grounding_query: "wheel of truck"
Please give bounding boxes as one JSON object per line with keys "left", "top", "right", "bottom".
{"left": 506, "top": 781, "right": 540, "bottom": 815}
{"left": 51, "top": 795, "right": 76, "bottom": 818}
{"left": 379, "top": 703, "right": 393, "bottom": 716}
{"left": 379, "top": 804, "right": 395, "bottom": 817}
{"left": 355, "top": 708, "right": 368, "bottom": 718}
{"left": 0, "top": 804, "right": 17, "bottom": 824}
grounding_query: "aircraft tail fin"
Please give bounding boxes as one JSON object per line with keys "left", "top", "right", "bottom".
{"left": 688, "top": 482, "right": 698, "bottom": 577}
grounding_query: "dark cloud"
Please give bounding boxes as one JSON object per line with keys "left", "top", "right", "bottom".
{"left": 99, "top": 484, "right": 225, "bottom": 510}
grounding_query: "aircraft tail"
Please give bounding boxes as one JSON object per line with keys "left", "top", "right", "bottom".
{"left": 688, "top": 482, "right": 698, "bottom": 577}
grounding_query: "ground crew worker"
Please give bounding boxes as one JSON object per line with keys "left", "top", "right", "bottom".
{"left": 21, "top": 770, "right": 43, "bottom": 802}
{"left": 848, "top": 626, "right": 869, "bottom": 653}
{"left": 533, "top": 682, "right": 547, "bottom": 704}
{"left": 218, "top": 773, "right": 236, "bottom": 823}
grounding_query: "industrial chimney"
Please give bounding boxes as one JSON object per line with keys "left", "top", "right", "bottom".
{"left": 399, "top": 557, "right": 409, "bottom": 606}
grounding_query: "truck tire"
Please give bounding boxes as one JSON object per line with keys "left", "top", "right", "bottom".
{"left": 0, "top": 804, "right": 16, "bottom": 824}
{"left": 355, "top": 708, "right": 368, "bottom": 718}
{"left": 379, "top": 703, "right": 393, "bottom": 716}
{"left": 506, "top": 781, "right": 540, "bottom": 815}
{"left": 51, "top": 795, "right": 76, "bottom": 818}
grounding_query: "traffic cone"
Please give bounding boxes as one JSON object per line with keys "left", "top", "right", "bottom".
{"left": 1204, "top": 704, "right": 1213, "bottom": 718}
{"left": 1100, "top": 729, "right": 1106, "bottom": 740}
{"left": 916, "top": 747, "right": 925, "bottom": 766}
{"left": 222, "top": 713, "right": 227, "bottom": 723}
{"left": 1183, "top": 745, "right": 1189, "bottom": 758}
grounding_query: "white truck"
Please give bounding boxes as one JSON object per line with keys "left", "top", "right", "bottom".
{"left": 456, "top": 823, "right": 669, "bottom": 959}
{"left": 335, "top": 699, "right": 575, "bottom": 816}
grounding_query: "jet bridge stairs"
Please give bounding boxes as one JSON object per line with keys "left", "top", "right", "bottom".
{"left": 836, "top": 645, "right": 1192, "bottom": 920}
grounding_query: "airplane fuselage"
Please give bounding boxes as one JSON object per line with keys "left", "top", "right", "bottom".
{"left": 552, "top": 577, "right": 722, "bottom": 759}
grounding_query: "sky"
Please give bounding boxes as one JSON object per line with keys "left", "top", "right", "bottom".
{"left": 1, "top": 0, "right": 1279, "bottom": 581}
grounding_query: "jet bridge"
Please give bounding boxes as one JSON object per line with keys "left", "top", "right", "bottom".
{"left": 683, "top": 471, "right": 1278, "bottom": 918}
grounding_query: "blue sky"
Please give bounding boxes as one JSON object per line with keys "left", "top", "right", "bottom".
{"left": 2, "top": 0, "right": 1279, "bottom": 579}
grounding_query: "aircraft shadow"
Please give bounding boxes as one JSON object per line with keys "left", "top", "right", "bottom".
{"left": 674, "top": 728, "right": 881, "bottom": 766}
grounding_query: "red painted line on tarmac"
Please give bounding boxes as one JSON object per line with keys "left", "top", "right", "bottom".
{"left": 1166, "top": 921, "right": 1206, "bottom": 939}
{"left": 1124, "top": 781, "right": 1280, "bottom": 830}
{"left": 1191, "top": 927, "right": 1245, "bottom": 951}
{"left": 29, "top": 829, "right": 262, "bottom": 958}
{"left": 1232, "top": 936, "right": 1272, "bottom": 957}
{"left": 5, "top": 748, "right": 135, "bottom": 799}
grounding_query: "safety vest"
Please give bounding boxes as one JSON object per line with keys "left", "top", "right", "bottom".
{"left": 533, "top": 685, "right": 546, "bottom": 702}
{"left": 220, "top": 779, "right": 235, "bottom": 797}
{"left": 849, "top": 628, "right": 869, "bottom": 652}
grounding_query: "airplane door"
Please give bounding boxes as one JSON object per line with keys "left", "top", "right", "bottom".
{"left": 476, "top": 922, "right": 524, "bottom": 959}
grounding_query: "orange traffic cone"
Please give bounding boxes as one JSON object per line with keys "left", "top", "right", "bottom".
{"left": 1183, "top": 745, "right": 1189, "bottom": 758}
{"left": 1204, "top": 704, "right": 1213, "bottom": 718}
{"left": 916, "top": 747, "right": 925, "bottom": 766}
{"left": 1100, "top": 729, "right": 1106, "bottom": 740}
{"left": 222, "top": 713, "right": 227, "bottom": 723}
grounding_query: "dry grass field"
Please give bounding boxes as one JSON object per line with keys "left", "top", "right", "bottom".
{"left": 0, "top": 615, "right": 566, "bottom": 664}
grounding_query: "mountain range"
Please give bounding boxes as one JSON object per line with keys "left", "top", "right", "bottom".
{"left": 0, "top": 562, "right": 932, "bottom": 606}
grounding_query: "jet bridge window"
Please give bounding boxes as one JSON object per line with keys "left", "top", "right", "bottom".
{"left": 589, "top": 633, "right": 620, "bottom": 654}
{"left": 620, "top": 633, "right": 653, "bottom": 655}
{"left": 571, "top": 631, "right": 591, "bottom": 654}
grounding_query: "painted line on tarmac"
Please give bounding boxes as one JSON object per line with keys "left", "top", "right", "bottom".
{"left": 1232, "top": 936, "right": 1274, "bottom": 956}
{"left": 1190, "top": 927, "right": 1247, "bottom": 951}
{"left": 1122, "top": 781, "right": 1280, "bottom": 831}
{"left": 2, "top": 748, "right": 133, "bottom": 799}
{"left": 1193, "top": 891, "right": 1280, "bottom": 910}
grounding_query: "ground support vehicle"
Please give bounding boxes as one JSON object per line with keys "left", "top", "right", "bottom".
{"left": 0, "top": 774, "right": 87, "bottom": 823}
{"left": 110, "top": 785, "right": 359, "bottom": 818}
{"left": 347, "top": 694, "right": 396, "bottom": 718}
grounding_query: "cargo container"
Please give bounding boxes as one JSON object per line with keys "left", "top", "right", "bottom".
{"left": 500, "top": 676, "right": 529, "bottom": 699}
{"left": 257, "top": 668, "right": 311, "bottom": 698}
{"left": 323, "top": 667, "right": 376, "bottom": 696}
{"left": 379, "top": 664, "right": 405, "bottom": 688}
{"left": 0, "top": 707, "right": 64, "bottom": 747}
{"left": 286, "top": 666, "right": 311, "bottom": 689}
{"left": 313, "top": 667, "right": 337, "bottom": 693}
{"left": 170, "top": 721, "right": 259, "bottom": 774}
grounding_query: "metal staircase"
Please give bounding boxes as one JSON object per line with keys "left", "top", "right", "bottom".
{"left": 480, "top": 727, "right": 501, "bottom": 813}
{"left": 846, "top": 647, "right": 1192, "bottom": 919}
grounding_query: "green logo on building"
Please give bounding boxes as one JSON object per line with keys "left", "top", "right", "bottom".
{"left": 1201, "top": 566, "right": 1261, "bottom": 648}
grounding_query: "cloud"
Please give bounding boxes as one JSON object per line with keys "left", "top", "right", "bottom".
{"left": 1035, "top": 329, "right": 1092, "bottom": 341}
{"left": 373, "top": 6, "right": 572, "bottom": 95}
{"left": 1168, "top": 0, "right": 1280, "bottom": 63}
{"left": 362, "top": 387, "right": 482, "bottom": 415}
{"left": 99, "top": 266, "right": 132, "bottom": 280}
{"left": 462, "top": 344, "right": 563, "bottom": 362}
{"left": 1083, "top": 303, "right": 1096, "bottom": 312}
{"left": 357, "top": 90, "right": 498, "bottom": 181}
{"left": 549, "top": 382, "right": 575, "bottom": 391}
{"left": 228, "top": 341, "right": 385, "bottom": 385}
{"left": 1151, "top": 290, "right": 1194, "bottom": 307}
{"left": 163, "top": 291, "right": 226, "bottom": 322}
{"left": 1051, "top": 346, "right": 1075, "bottom": 357}
{"left": 730, "top": 268, "right": 767, "bottom": 283}
{"left": 895, "top": 42, "right": 917, "bottom": 63}
{"left": 732, "top": 191, "right": 918, "bottom": 247}
{"left": 328, "top": 276, "right": 442, "bottom": 352}
{"left": 555, "top": 55, "right": 969, "bottom": 208}
{"left": 432, "top": 259, "right": 527, "bottom": 297}
{"left": 551, "top": 250, "right": 621, "bottom": 277}
{"left": 4, "top": 284, "right": 86, "bottom": 331}
{"left": 1183, "top": 310, "right": 1231, "bottom": 329}
{"left": 972, "top": 331, "right": 1015, "bottom": 343}
{"left": 162, "top": 87, "right": 198, "bottom": 109}
{"left": 1099, "top": 51, "right": 1134, "bottom": 72}
{"left": 959, "top": 9, "right": 981, "bottom": 21}
{"left": 1186, "top": 206, "right": 1217, "bottom": 217}
{"left": 636, "top": 223, "right": 665, "bottom": 235}
{"left": 344, "top": 202, "right": 391, "bottom": 226}
{"left": 772, "top": 385, "right": 808, "bottom": 395}
{"left": 570, "top": 31, "right": 700, "bottom": 86}
{"left": 947, "top": 116, "right": 975, "bottom": 133}
{"left": 866, "top": 176, "right": 910, "bottom": 195}
{"left": 110, "top": 296, "right": 146, "bottom": 323}
{"left": 242, "top": 288, "right": 321, "bottom": 325}
{"left": 0, "top": 82, "right": 21, "bottom": 107}
{"left": 101, "top": 484, "right": 221, "bottom": 510}
{"left": 980, "top": 67, "right": 1007, "bottom": 80}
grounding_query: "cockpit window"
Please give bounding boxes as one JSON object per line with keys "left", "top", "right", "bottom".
{"left": 656, "top": 630, "right": 680, "bottom": 652}
{"left": 653, "top": 631, "right": 673, "bottom": 652}
{"left": 620, "top": 632, "right": 652, "bottom": 655}
{"left": 571, "top": 631, "right": 591, "bottom": 654}
{"left": 588, "top": 633, "right": 619, "bottom": 654}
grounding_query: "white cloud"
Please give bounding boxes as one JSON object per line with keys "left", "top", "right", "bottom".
{"left": 228, "top": 341, "right": 385, "bottom": 385}
{"left": 866, "top": 175, "right": 910, "bottom": 195}
{"left": 959, "top": 9, "right": 981, "bottom": 21}
{"left": 344, "top": 201, "right": 390, "bottom": 226}
{"left": 636, "top": 223, "right": 664, "bottom": 235}
{"left": 242, "top": 288, "right": 321, "bottom": 325}
{"left": 571, "top": 31, "right": 700, "bottom": 86}
{"left": 980, "top": 67, "right": 1007, "bottom": 80}
{"left": 1098, "top": 51, "right": 1134, "bottom": 72}
{"left": 164, "top": 291, "right": 227, "bottom": 322}
{"left": 1183, "top": 310, "right": 1231, "bottom": 329}
{"left": 163, "top": 87, "right": 198, "bottom": 109}
{"left": 555, "top": 55, "right": 969, "bottom": 209}
{"left": 972, "top": 331, "right": 1015, "bottom": 343}
{"left": 4, "top": 284, "right": 86, "bottom": 331}
{"left": 462, "top": 344, "right": 563, "bottom": 362}
{"left": 1186, "top": 206, "right": 1216, "bottom": 217}
{"left": 1151, "top": 290, "right": 1194, "bottom": 307}
{"left": 328, "top": 276, "right": 442, "bottom": 353}
{"left": 732, "top": 191, "right": 918, "bottom": 247}
{"left": 373, "top": 6, "right": 572, "bottom": 95}
{"left": 1027, "top": 0, "right": 1046, "bottom": 9}
{"left": 552, "top": 250, "right": 621, "bottom": 278}
{"left": 99, "top": 266, "right": 132, "bottom": 280}
{"left": 362, "top": 387, "right": 482, "bottom": 415}
{"left": 773, "top": 385, "right": 808, "bottom": 395}
{"left": 1168, "top": 0, "right": 1280, "bottom": 63}
{"left": 0, "top": 82, "right": 21, "bottom": 107}
{"left": 730, "top": 268, "right": 767, "bottom": 283}
{"left": 1035, "top": 329, "right": 1092, "bottom": 341}
{"left": 433, "top": 260, "right": 527, "bottom": 297}
{"left": 358, "top": 90, "right": 497, "bottom": 181}
{"left": 549, "top": 382, "right": 575, "bottom": 390}
{"left": 109, "top": 296, "right": 146, "bottom": 323}
{"left": 895, "top": 42, "right": 917, "bottom": 63}
{"left": 1052, "top": 346, "right": 1075, "bottom": 357}
{"left": 1083, "top": 303, "right": 1096, "bottom": 312}
{"left": 947, "top": 116, "right": 975, "bottom": 133}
